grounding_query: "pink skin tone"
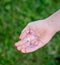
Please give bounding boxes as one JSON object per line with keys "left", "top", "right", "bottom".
{"left": 15, "top": 10, "right": 60, "bottom": 53}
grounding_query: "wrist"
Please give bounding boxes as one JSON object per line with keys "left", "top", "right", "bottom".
{"left": 45, "top": 10, "right": 60, "bottom": 32}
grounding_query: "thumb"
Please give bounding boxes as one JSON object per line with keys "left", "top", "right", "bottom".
{"left": 19, "top": 25, "right": 30, "bottom": 40}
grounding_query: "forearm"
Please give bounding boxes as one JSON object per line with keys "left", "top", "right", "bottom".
{"left": 46, "top": 9, "right": 60, "bottom": 32}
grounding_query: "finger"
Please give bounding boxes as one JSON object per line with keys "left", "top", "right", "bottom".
{"left": 16, "top": 39, "right": 38, "bottom": 52}
{"left": 16, "top": 42, "right": 30, "bottom": 51}
{"left": 24, "top": 40, "right": 44, "bottom": 53}
{"left": 15, "top": 38, "right": 27, "bottom": 47}
{"left": 19, "top": 25, "right": 30, "bottom": 40}
{"left": 15, "top": 41, "right": 22, "bottom": 47}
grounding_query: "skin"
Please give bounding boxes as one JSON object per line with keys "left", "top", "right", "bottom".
{"left": 15, "top": 10, "right": 60, "bottom": 53}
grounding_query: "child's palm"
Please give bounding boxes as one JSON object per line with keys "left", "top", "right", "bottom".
{"left": 15, "top": 20, "right": 55, "bottom": 53}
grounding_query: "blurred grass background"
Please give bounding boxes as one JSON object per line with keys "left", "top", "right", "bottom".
{"left": 0, "top": 0, "right": 60, "bottom": 65}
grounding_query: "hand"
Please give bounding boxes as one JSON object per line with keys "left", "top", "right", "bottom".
{"left": 15, "top": 19, "right": 56, "bottom": 53}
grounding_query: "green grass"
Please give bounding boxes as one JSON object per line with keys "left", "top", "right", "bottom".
{"left": 0, "top": 0, "right": 60, "bottom": 65}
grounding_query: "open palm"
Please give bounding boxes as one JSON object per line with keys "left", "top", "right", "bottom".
{"left": 15, "top": 20, "right": 56, "bottom": 53}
